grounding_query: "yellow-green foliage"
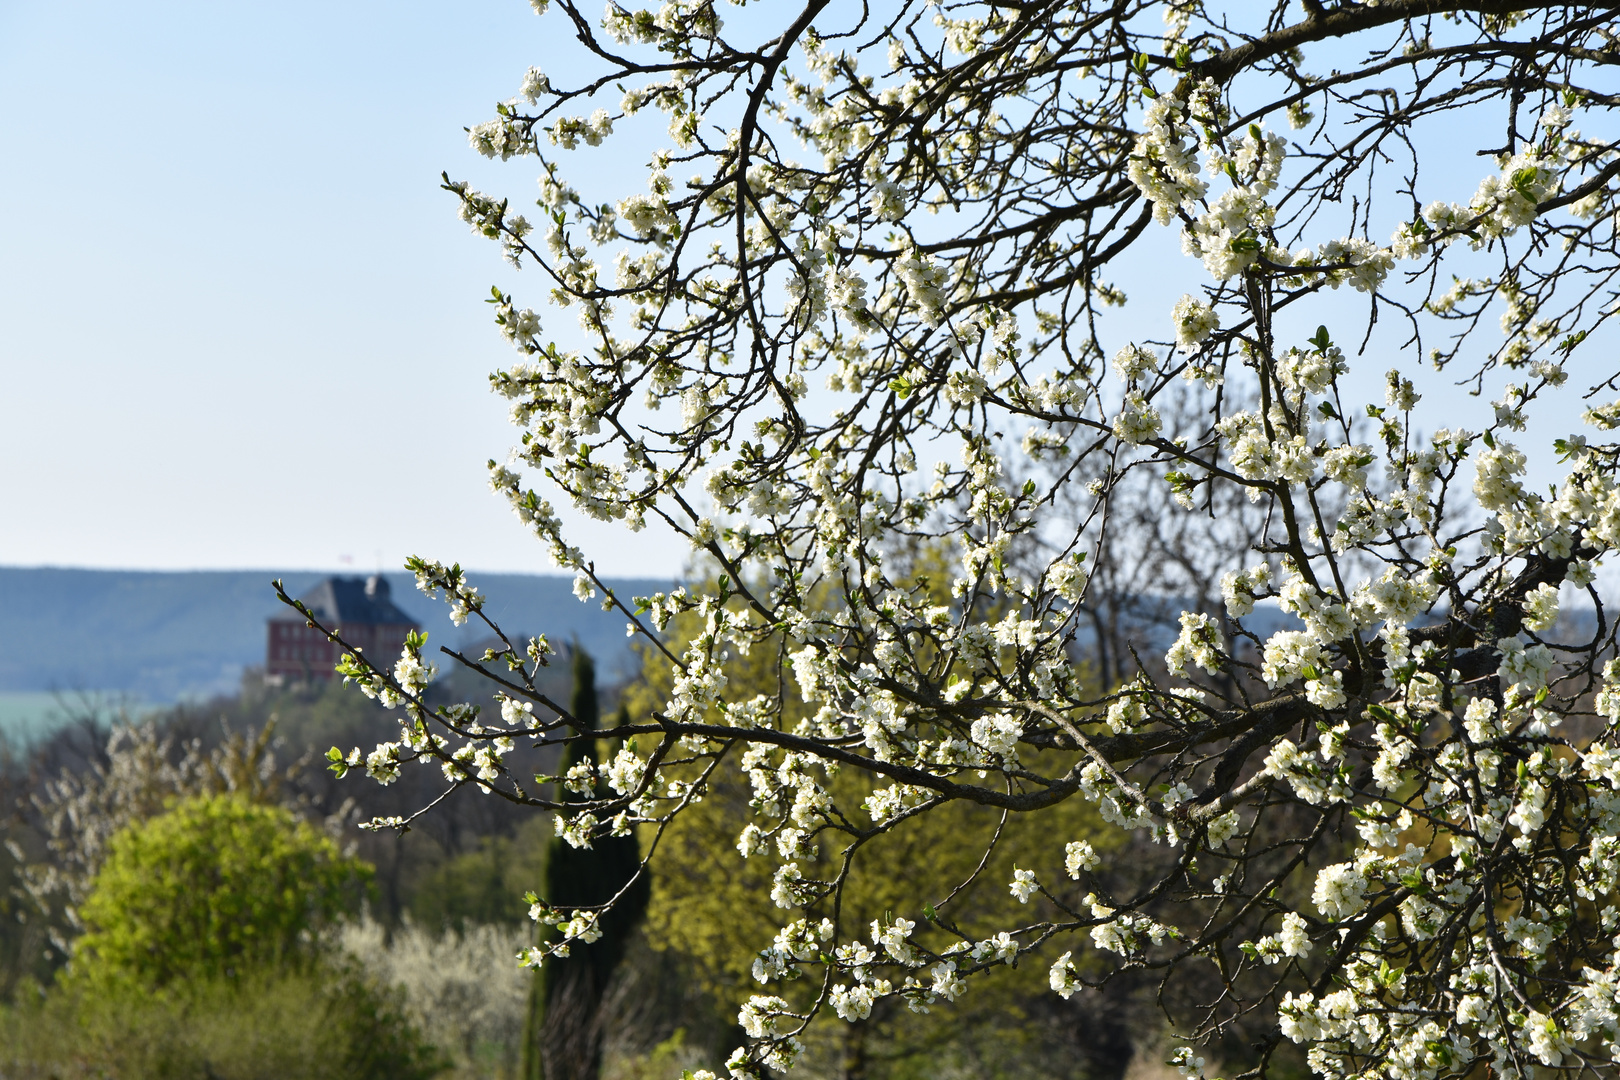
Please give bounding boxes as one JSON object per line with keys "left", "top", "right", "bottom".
{"left": 621, "top": 598, "right": 1119, "bottom": 1079}
{"left": 409, "top": 816, "right": 552, "bottom": 931}
{"left": 72, "top": 794, "right": 370, "bottom": 989}
{"left": 2, "top": 965, "right": 445, "bottom": 1080}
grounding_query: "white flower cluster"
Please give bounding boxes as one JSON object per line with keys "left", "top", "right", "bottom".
{"left": 1128, "top": 89, "right": 1209, "bottom": 225}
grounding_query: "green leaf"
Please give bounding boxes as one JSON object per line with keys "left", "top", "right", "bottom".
{"left": 1511, "top": 166, "right": 1541, "bottom": 200}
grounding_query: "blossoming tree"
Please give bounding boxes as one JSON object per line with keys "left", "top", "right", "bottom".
{"left": 288, "top": 2, "right": 1620, "bottom": 1076}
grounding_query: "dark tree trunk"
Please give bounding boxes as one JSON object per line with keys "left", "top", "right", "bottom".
{"left": 523, "top": 649, "right": 650, "bottom": 1080}
{"left": 840, "top": 1019, "right": 868, "bottom": 1080}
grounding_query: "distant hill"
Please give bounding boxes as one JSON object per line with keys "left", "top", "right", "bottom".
{"left": 0, "top": 567, "right": 676, "bottom": 703}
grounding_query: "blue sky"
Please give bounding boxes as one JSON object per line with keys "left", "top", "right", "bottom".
{"left": 0, "top": 0, "right": 684, "bottom": 575}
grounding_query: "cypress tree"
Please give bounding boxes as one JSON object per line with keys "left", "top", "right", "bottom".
{"left": 523, "top": 647, "right": 649, "bottom": 1080}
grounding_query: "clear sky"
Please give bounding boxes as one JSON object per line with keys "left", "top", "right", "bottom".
{"left": 0, "top": 0, "right": 685, "bottom": 576}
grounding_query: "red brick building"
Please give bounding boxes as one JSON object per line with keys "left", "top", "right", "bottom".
{"left": 265, "top": 575, "right": 419, "bottom": 685}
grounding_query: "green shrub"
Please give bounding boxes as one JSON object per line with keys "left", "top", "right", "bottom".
{"left": 71, "top": 793, "right": 370, "bottom": 988}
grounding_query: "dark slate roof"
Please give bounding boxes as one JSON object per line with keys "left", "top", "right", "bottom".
{"left": 272, "top": 575, "right": 419, "bottom": 628}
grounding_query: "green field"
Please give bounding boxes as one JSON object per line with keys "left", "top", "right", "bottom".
{"left": 0, "top": 691, "right": 141, "bottom": 749}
